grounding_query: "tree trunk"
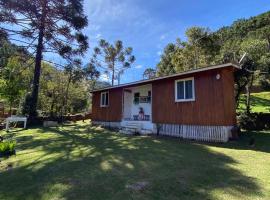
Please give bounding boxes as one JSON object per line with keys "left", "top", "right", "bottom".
{"left": 29, "top": 6, "right": 46, "bottom": 118}
{"left": 235, "top": 84, "right": 242, "bottom": 108}
{"left": 111, "top": 61, "right": 115, "bottom": 86}
{"left": 50, "top": 100, "right": 55, "bottom": 117}
{"left": 246, "top": 74, "right": 254, "bottom": 114}
{"left": 112, "top": 69, "right": 115, "bottom": 86}
{"left": 50, "top": 89, "right": 56, "bottom": 117}
{"left": 235, "top": 80, "right": 248, "bottom": 108}
{"left": 63, "top": 75, "right": 71, "bottom": 116}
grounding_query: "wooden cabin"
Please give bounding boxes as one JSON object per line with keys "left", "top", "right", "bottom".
{"left": 91, "top": 63, "right": 240, "bottom": 142}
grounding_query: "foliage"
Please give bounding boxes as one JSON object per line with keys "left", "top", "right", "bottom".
{"left": 84, "top": 63, "right": 101, "bottom": 91}
{"left": 36, "top": 63, "right": 91, "bottom": 117}
{"left": 143, "top": 68, "right": 156, "bottom": 79}
{"left": 0, "top": 122, "right": 270, "bottom": 199}
{"left": 238, "top": 112, "right": 270, "bottom": 130}
{"left": 90, "top": 39, "right": 135, "bottom": 86}
{"left": 259, "top": 75, "right": 270, "bottom": 90}
{"left": 0, "top": 59, "right": 92, "bottom": 117}
{"left": 156, "top": 11, "right": 270, "bottom": 112}
{"left": 0, "top": 0, "right": 89, "bottom": 117}
{"left": 0, "top": 56, "right": 32, "bottom": 111}
{"left": 0, "top": 140, "right": 16, "bottom": 157}
{"left": 156, "top": 43, "right": 176, "bottom": 76}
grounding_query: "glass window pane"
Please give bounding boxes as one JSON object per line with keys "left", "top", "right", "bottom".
{"left": 101, "top": 93, "right": 105, "bottom": 105}
{"left": 185, "top": 80, "right": 193, "bottom": 99}
{"left": 177, "top": 81, "right": 184, "bottom": 99}
{"left": 105, "top": 92, "right": 109, "bottom": 105}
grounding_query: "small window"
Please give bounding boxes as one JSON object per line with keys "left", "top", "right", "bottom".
{"left": 134, "top": 92, "right": 140, "bottom": 104}
{"left": 148, "top": 91, "right": 152, "bottom": 102}
{"left": 100, "top": 91, "right": 109, "bottom": 107}
{"left": 175, "top": 78, "right": 195, "bottom": 102}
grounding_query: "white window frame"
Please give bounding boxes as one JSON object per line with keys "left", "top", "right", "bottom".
{"left": 175, "top": 77, "right": 195, "bottom": 102}
{"left": 100, "top": 91, "right": 109, "bottom": 107}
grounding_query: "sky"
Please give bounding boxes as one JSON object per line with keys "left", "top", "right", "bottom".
{"left": 82, "top": 0, "right": 270, "bottom": 84}
{"left": 4, "top": 0, "right": 269, "bottom": 84}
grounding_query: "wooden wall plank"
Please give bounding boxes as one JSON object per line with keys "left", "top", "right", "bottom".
{"left": 152, "top": 67, "right": 236, "bottom": 126}
{"left": 91, "top": 88, "right": 123, "bottom": 122}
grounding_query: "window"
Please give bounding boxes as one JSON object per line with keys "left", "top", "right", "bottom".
{"left": 148, "top": 91, "right": 152, "bottom": 102}
{"left": 100, "top": 91, "right": 109, "bottom": 107}
{"left": 175, "top": 77, "right": 195, "bottom": 102}
{"left": 133, "top": 92, "right": 140, "bottom": 104}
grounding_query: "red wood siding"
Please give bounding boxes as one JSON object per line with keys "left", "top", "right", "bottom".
{"left": 152, "top": 67, "right": 236, "bottom": 126}
{"left": 91, "top": 88, "right": 123, "bottom": 122}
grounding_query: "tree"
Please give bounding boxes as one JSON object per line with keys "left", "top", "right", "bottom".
{"left": 0, "top": 0, "right": 89, "bottom": 118}
{"left": 30, "top": 62, "right": 92, "bottom": 117}
{"left": 62, "top": 63, "right": 84, "bottom": 116}
{"left": 84, "top": 63, "right": 100, "bottom": 91}
{"left": 0, "top": 56, "right": 29, "bottom": 112}
{"left": 90, "top": 39, "right": 135, "bottom": 86}
{"left": 156, "top": 43, "right": 176, "bottom": 76}
{"left": 157, "top": 27, "right": 218, "bottom": 77}
{"left": 143, "top": 68, "right": 156, "bottom": 79}
{"left": 240, "top": 39, "right": 269, "bottom": 113}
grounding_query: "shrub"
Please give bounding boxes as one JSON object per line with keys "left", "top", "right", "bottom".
{"left": 238, "top": 112, "right": 270, "bottom": 130}
{"left": 0, "top": 141, "right": 16, "bottom": 157}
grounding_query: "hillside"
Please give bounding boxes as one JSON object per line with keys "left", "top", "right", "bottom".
{"left": 238, "top": 92, "right": 270, "bottom": 113}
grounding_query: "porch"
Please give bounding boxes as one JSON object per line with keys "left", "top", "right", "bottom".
{"left": 121, "top": 84, "right": 154, "bottom": 134}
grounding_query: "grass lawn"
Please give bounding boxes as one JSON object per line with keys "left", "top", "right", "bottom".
{"left": 238, "top": 92, "right": 270, "bottom": 113}
{"left": 0, "top": 121, "right": 270, "bottom": 200}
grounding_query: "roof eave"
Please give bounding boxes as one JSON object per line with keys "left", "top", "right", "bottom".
{"left": 91, "top": 63, "right": 240, "bottom": 92}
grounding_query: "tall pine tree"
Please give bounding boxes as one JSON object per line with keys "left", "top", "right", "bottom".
{"left": 0, "top": 0, "right": 88, "bottom": 118}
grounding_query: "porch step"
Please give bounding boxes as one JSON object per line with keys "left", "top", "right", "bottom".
{"left": 119, "top": 129, "right": 134, "bottom": 135}
{"left": 121, "top": 122, "right": 142, "bottom": 135}
{"left": 140, "top": 129, "right": 153, "bottom": 135}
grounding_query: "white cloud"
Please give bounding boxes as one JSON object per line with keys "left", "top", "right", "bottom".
{"left": 135, "top": 65, "right": 143, "bottom": 69}
{"left": 160, "top": 34, "right": 166, "bottom": 40}
{"left": 100, "top": 74, "right": 110, "bottom": 81}
{"left": 95, "top": 33, "right": 102, "bottom": 39}
{"left": 91, "top": 24, "right": 101, "bottom": 31}
{"left": 85, "top": 0, "right": 143, "bottom": 23}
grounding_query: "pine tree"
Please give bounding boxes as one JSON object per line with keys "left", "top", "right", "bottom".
{"left": 90, "top": 39, "right": 135, "bottom": 86}
{"left": 0, "top": 0, "right": 88, "bottom": 118}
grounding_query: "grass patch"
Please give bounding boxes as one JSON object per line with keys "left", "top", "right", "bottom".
{"left": 238, "top": 92, "right": 270, "bottom": 113}
{"left": 0, "top": 121, "right": 269, "bottom": 200}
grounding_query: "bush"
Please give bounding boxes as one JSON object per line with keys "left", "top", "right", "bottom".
{"left": 0, "top": 141, "right": 16, "bottom": 157}
{"left": 238, "top": 112, "right": 270, "bottom": 130}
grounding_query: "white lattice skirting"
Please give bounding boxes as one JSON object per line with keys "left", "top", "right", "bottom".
{"left": 158, "top": 124, "right": 233, "bottom": 142}
{"left": 92, "top": 121, "right": 233, "bottom": 142}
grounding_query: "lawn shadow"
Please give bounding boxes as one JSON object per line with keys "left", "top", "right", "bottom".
{"left": 204, "top": 129, "right": 270, "bottom": 154}
{"left": 250, "top": 96, "right": 270, "bottom": 109}
{"left": 238, "top": 95, "right": 270, "bottom": 113}
{"left": 0, "top": 123, "right": 265, "bottom": 200}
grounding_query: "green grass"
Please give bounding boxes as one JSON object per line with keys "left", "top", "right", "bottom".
{"left": 238, "top": 92, "right": 270, "bottom": 113}
{"left": 0, "top": 121, "right": 270, "bottom": 200}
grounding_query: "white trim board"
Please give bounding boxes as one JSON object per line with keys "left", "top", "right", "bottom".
{"left": 175, "top": 77, "right": 195, "bottom": 102}
{"left": 100, "top": 91, "right": 109, "bottom": 107}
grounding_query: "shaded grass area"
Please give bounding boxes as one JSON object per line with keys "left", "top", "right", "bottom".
{"left": 0, "top": 121, "right": 269, "bottom": 200}
{"left": 238, "top": 92, "right": 270, "bottom": 113}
